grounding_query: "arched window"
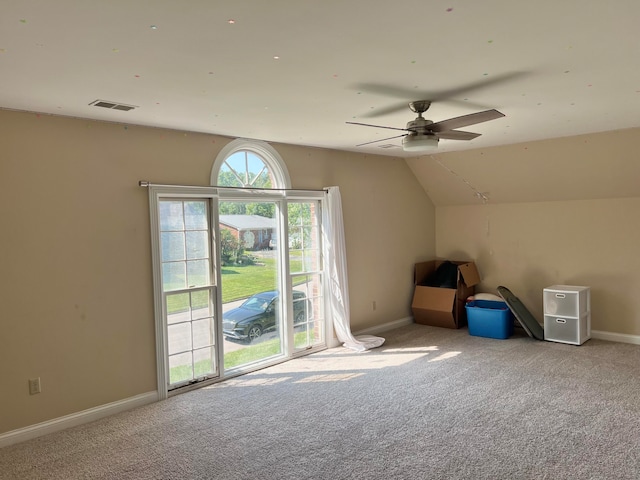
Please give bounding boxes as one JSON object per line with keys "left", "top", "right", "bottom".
{"left": 211, "top": 138, "right": 291, "bottom": 189}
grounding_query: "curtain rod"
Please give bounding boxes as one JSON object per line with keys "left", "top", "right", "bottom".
{"left": 138, "top": 181, "right": 328, "bottom": 192}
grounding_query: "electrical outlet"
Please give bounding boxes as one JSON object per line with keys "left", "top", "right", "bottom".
{"left": 372, "top": 301, "right": 377, "bottom": 311}
{"left": 29, "top": 377, "right": 41, "bottom": 395}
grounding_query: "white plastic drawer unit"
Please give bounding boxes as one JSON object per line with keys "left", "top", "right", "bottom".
{"left": 544, "top": 312, "right": 591, "bottom": 345}
{"left": 543, "top": 285, "right": 590, "bottom": 317}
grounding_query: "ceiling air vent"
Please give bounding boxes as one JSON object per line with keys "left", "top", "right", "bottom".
{"left": 89, "top": 100, "right": 137, "bottom": 111}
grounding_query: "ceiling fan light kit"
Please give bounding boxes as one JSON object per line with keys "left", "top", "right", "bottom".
{"left": 402, "top": 133, "right": 439, "bottom": 152}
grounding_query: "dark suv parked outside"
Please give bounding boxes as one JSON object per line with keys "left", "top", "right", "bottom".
{"left": 223, "top": 290, "right": 310, "bottom": 343}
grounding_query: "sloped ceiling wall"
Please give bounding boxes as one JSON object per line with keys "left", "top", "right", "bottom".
{"left": 405, "top": 127, "right": 640, "bottom": 206}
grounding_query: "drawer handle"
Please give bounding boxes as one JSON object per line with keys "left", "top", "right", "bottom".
{"left": 556, "top": 318, "right": 567, "bottom": 324}
{"left": 555, "top": 293, "right": 566, "bottom": 298}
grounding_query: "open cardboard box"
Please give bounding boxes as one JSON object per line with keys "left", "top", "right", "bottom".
{"left": 412, "top": 260, "right": 480, "bottom": 329}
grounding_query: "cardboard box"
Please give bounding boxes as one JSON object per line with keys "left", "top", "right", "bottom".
{"left": 412, "top": 260, "right": 480, "bottom": 328}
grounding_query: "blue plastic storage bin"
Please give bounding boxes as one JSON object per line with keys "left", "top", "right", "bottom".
{"left": 465, "top": 300, "right": 514, "bottom": 339}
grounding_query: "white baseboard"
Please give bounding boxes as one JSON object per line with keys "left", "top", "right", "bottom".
{"left": 591, "top": 330, "right": 640, "bottom": 345}
{"left": 353, "top": 320, "right": 640, "bottom": 346}
{"left": 354, "top": 316, "right": 414, "bottom": 336}
{"left": 0, "top": 391, "right": 158, "bottom": 448}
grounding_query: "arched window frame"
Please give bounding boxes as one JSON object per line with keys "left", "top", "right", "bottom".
{"left": 210, "top": 138, "right": 291, "bottom": 189}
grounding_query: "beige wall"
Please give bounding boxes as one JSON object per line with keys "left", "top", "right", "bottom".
{"left": 425, "top": 129, "right": 640, "bottom": 339}
{"left": 407, "top": 128, "right": 640, "bottom": 207}
{"left": 0, "top": 109, "right": 435, "bottom": 434}
{"left": 436, "top": 198, "right": 640, "bottom": 335}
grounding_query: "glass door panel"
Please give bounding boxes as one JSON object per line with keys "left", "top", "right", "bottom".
{"left": 292, "top": 274, "right": 324, "bottom": 349}
{"left": 220, "top": 200, "right": 283, "bottom": 370}
{"left": 288, "top": 201, "right": 324, "bottom": 351}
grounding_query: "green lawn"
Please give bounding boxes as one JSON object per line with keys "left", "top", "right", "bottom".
{"left": 169, "top": 330, "right": 313, "bottom": 383}
{"left": 221, "top": 254, "right": 303, "bottom": 303}
{"left": 223, "top": 329, "right": 316, "bottom": 368}
{"left": 221, "top": 257, "right": 279, "bottom": 303}
{"left": 223, "top": 337, "right": 282, "bottom": 369}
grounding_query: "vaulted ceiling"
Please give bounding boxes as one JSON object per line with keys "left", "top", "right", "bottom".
{"left": 2, "top": 1, "right": 639, "bottom": 159}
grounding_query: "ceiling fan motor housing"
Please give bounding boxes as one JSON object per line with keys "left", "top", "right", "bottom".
{"left": 406, "top": 117, "right": 434, "bottom": 132}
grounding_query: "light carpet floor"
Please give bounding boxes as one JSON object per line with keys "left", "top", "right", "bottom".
{"left": 2, "top": 323, "right": 640, "bottom": 479}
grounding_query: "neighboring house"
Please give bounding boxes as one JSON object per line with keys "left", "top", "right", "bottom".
{"left": 219, "top": 214, "right": 275, "bottom": 250}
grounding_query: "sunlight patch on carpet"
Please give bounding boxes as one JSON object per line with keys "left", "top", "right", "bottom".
{"left": 428, "top": 351, "right": 461, "bottom": 362}
{"left": 271, "top": 345, "right": 448, "bottom": 373}
{"left": 294, "top": 373, "right": 364, "bottom": 383}
{"left": 213, "top": 376, "right": 291, "bottom": 387}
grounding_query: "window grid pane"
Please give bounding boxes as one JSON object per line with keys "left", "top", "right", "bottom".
{"left": 165, "top": 287, "right": 216, "bottom": 386}
{"left": 218, "top": 151, "right": 273, "bottom": 188}
{"left": 160, "top": 199, "right": 216, "bottom": 388}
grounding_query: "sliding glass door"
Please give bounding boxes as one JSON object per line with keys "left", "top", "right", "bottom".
{"left": 148, "top": 184, "right": 327, "bottom": 397}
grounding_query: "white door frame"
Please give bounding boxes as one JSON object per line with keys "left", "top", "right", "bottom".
{"left": 147, "top": 184, "right": 331, "bottom": 399}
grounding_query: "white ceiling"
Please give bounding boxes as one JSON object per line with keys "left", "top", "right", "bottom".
{"left": 2, "top": 1, "right": 639, "bottom": 158}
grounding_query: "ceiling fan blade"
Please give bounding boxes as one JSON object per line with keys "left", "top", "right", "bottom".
{"left": 437, "top": 130, "right": 481, "bottom": 141}
{"left": 354, "top": 72, "right": 527, "bottom": 118}
{"left": 359, "top": 103, "right": 411, "bottom": 118}
{"left": 355, "top": 73, "right": 526, "bottom": 101}
{"left": 346, "top": 121, "right": 408, "bottom": 132}
{"left": 356, "top": 134, "right": 407, "bottom": 147}
{"left": 427, "top": 72, "right": 528, "bottom": 102}
{"left": 353, "top": 83, "right": 422, "bottom": 100}
{"left": 360, "top": 98, "right": 489, "bottom": 118}
{"left": 428, "top": 109, "right": 505, "bottom": 133}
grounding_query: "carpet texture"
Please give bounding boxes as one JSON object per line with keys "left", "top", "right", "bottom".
{"left": 2, "top": 324, "right": 640, "bottom": 479}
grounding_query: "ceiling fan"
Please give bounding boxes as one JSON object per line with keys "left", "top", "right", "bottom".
{"left": 347, "top": 100, "right": 504, "bottom": 152}
{"left": 346, "top": 72, "right": 525, "bottom": 152}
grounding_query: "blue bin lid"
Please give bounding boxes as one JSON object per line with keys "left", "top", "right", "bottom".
{"left": 466, "top": 300, "right": 508, "bottom": 310}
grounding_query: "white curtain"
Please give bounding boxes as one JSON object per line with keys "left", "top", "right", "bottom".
{"left": 322, "top": 186, "right": 385, "bottom": 352}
